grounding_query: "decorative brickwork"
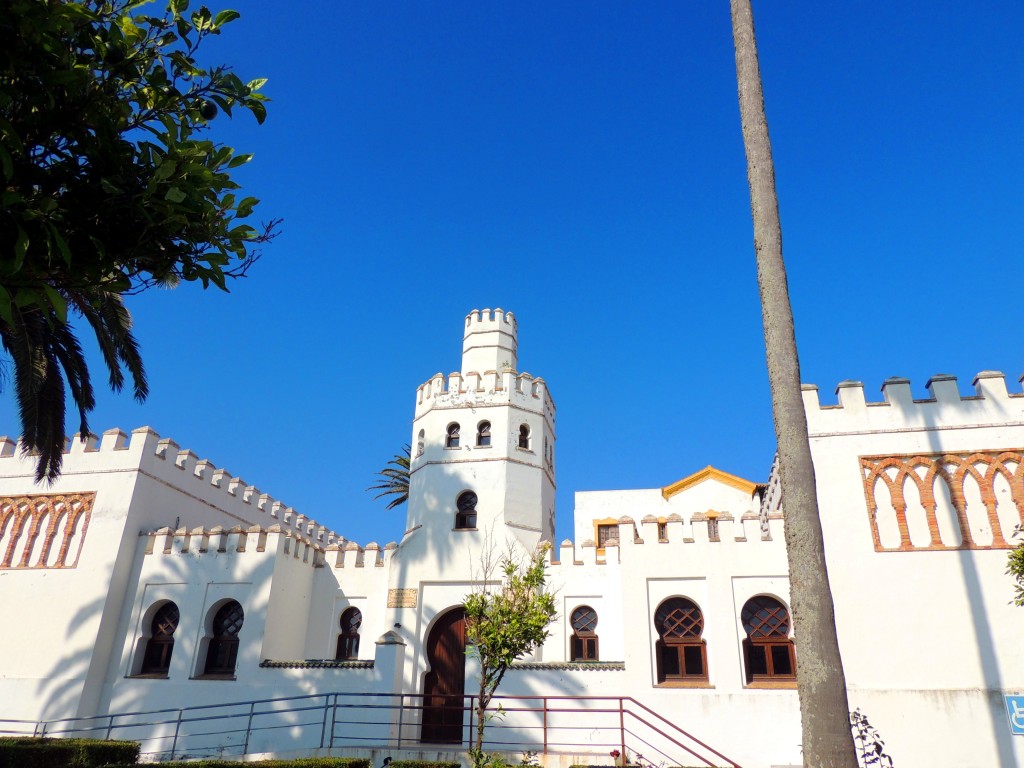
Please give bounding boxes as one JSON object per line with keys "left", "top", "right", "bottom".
{"left": 860, "top": 450, "right": 1024, "bottom": 551}
{"left": 0, "top": 492, "right": 95, "bottom": 568}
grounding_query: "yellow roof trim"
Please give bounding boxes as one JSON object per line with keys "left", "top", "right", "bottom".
{"left": 661, "top": 465, "right": 757, "bottom": 500}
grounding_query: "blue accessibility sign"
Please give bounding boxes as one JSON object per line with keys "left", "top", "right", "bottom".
{"left": 1005, "top": 696, "right": 1024, "bottom": 735}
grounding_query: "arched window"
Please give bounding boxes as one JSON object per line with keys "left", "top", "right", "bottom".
{"left": 336, "top": 607, "right": 362, "bottom": 660}
{"left": 446, "top": 423, "right": 460, "bottom": 448}
{"left": 518, "top": 424, "right": 530, "bottom": 449}
{"left": 570, "top": 606, "right": 599, "bottom": 661}
{"left": 455, "top": 491, "right": 478, "bottom": 529}
{"left": 140, "top": 601, "right": 179, "bottom": 676}
{"left": 476, "top": 421, "right": 491, "bottom": 447}
{"left": 416, "top": 429, "right": 425, "bottom": 457}
{"left": 654, "top": 597, "right": 707, "bottom": 682}
{"left": 741, "top": 596, "right": 795, "bottom": 683}
{"left": 204, "top": 600, "right": 244, "bottom": 676}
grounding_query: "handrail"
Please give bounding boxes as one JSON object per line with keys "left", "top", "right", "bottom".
{"left": 0, "top": 691, "right": 742, "bottom": 767}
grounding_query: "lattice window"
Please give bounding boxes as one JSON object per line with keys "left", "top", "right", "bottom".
{"left": 477, "top": 421, "right": 491, "bottom": 447}
{"left": 741, "top": 596, "right": 795, "bottom": 683}
{"left": 654, "top": 597, "right": 707, "bottom": 682}
{"left": 336, "top": 607, "right": 363, "bottom": 660}
{"left": 597, "top": 524, "right": 617, "bottom": 549}
{"left": 445, "top": 423, "right": 460, "bottom": 448}
{"left": 570, "top": 605, "right": 599, "bottom": 661}
{"left": 455, "top": 491, "right": 478, "bottom": 530}
{"left": 140, "top": 602, "right": 179, "bottom": 676}
{"left": 204, "top": 600, "right": 244, "bottom": 676}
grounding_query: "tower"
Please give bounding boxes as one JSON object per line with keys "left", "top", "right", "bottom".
{"left": 404, "top": 309, "right": 556, "bottom": 553}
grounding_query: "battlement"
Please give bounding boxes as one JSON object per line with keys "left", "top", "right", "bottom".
{"left": 0, "top": 427, "right": 344, "bottom": 546}
{"left": 464, "top": 307, "right": 517, "bottom": 334}
{"left": 462, "top": 307, "right": 518, "bottom": 375}
{"left": 414, "top": 369, "right": 556, "bottom": 422}
{"left": 141, "top": 524, "right": 327, "bottom": 567}
{"left": 547, "top": 511, "right": 783, "bottom": 569}
{"left": 802, "top": 371, "right": 1024, "bottom": 435}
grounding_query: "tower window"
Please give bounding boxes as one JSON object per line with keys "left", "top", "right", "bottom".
{"left": 741, "top": 596, "right": 796, "bottom": 683}
{"left": 416, "top": 429, "right": 425, "bottom": 457}
{"left": 570, "top": 606, "right": 599, "bottom": 661}
{"left": 455, "top": 491, "right": 478, "bottom": 529}
{"left": 446, "top": 423, "right": 460, "bottom": 448}
{"left": 476, "top": 421, "right": 491, "bottom": 447}
{"left": 336, "top": 607, "right": 363, "bottom": 660}
{"left": 654, "top": 597, "right": 708, "bottom": 683}
{"left": 518, "top": 424, "right": 530, "bottom": 450}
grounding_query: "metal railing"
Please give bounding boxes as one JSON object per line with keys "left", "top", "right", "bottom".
{"left": 0, "top": 692, "right": 741, "bottom": 767}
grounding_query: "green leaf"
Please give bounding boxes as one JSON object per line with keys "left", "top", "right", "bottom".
{"left": 213, "top": 9, "right": 241, "bottom": 27}
{"left": 165, "top": 187, "right": 187, "bottom": 203}
{"left": 0, "top": 284, "right": 14, "bottom": 328}
{"left": 170, "top": 0, "right": 190, "bottom": 16}
{"left": 0, "top": 144, "right": 12, "bottom": 180}
{"left": 248, "top": 100, "right": 267, "bottom": 124}
{"left": 42, "top": 285, "right": 68, "bottom": 325}
{"left": 47, "top": 224, "right": 72, "bottom": 267}
{"left": 13, "top": 226, "right": 28, "bottom": 271}
{"left": 246, "top": 77, "right": 268, "bottom": 92}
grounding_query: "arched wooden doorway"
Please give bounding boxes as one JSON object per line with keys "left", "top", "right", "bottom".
{"left": 421, "top": 606, "right": 466, "bottom": 744}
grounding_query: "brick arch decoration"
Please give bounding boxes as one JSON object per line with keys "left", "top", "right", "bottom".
{"left": 860, "top": 450, "right": 1024, "bottom": 552}
{"left": 0, "top": 492, "right": 95, "bottom": 569}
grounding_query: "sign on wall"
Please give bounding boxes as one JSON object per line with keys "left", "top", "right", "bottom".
{"left": 387, "top": 588, "right": 418, "bottom": 608}
{"left": 1005, "top": 695, "right": 1024, "bottom": 735}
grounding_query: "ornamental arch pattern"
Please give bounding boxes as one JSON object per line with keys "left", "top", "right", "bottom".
{"left": 860, "top": 449, "right": 1024, "bottom": 551}
{"left": 0, "top": 493, "right": 95, "bottom": 569}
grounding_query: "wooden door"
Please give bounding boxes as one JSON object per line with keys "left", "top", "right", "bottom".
{"left": 421, "top": 607, "right": 466, "bottom": 744}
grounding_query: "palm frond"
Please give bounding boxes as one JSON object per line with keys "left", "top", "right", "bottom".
{"left": 368, "top": 444, "right": 411, "bottom": 510}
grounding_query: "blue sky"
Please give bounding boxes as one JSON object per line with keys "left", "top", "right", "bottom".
{"left": 4, "top": 2, "right": 1022, "bottom": 547}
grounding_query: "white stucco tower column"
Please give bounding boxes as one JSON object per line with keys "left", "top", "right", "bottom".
{"left": 404, "top": 309, "right": 556, "bottom": 556}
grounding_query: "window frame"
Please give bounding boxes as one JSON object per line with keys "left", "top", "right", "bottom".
{"left": 336, "top": 607, "right": 363, "bottom": 660}
{"left": 445, "top": 423, "right": 460, "bottom": 449}
{"left": 202, "top": 600, "right": 244, "bottom": 678}
{"left": 455, "top": 491, "right": 478, "bottom": 530}
{"left": 740, "top": 595, "right": 796, "bottom": 686}
{"left": 138, "top": 601, "right": 179, "bottom": 677}
{"left": 654, "top": 597, "right": 708, "bottom": 684}
{"left": 569, "top": 605, "right": 600, "bottom": 662}
{"left": 476, "top": 421, "right": 491, "bottom": 448}
{"left": 518, "top": 424, "right": 530, "bottom": 450}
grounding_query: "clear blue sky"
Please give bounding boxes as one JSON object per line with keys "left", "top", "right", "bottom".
{"left": 3, "top": 2, "right": 1021, "bottom": 547}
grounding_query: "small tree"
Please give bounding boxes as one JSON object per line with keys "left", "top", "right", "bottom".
{"left": 464, "top": 542, "right": 557, "bottom": 763}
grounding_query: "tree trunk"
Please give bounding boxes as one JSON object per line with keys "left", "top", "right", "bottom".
{"left": 729, "top": 2, "right": 858, "bottom": 766}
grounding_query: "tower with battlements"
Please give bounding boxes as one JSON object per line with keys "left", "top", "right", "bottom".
{"left": 404, "top": 309, "right": 556, "bottom": 552}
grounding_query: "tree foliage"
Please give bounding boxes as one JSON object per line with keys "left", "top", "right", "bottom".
{"left": 464, "top": 543, "right": 557, "bottom": 759}
{"left": 1008, "top": 525, "right": 1024, "bottom": 606}
{"left": 367, "top": 445, "right": 411, "bottom": 509}
{"left": 0, "top": 0, "right": 278, "bottom": 481}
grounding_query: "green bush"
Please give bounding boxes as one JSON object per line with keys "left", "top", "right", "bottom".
{"left": 0, "top": 737, "right": 140, "bottom": 767}
{"left": 389, "top": 762, "right": 461, "bottom": 768}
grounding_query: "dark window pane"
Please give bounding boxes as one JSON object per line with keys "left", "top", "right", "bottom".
{"left": 571, "top": 636, "right": 584, "bottom": 661}
{"left": 683, "top": 644, "right": 704, "bottom": 676}
{"left": 597, "top": 525, "right": 616, "bottom": 548}
{"left": 747, "top": 644, "right": 768, "bottom": 678}
{"left": 771, "top": 644, "right": 794, "bottom": 676}
{"left": 584, "top": 638, "right": 598, "bottom": 661}
{"left": 660, "top": 644, "right": 680, "bottom": 677}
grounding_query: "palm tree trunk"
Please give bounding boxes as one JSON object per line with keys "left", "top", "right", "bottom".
{"left": 729, "top": 2, "right": 858, "bottom": 766}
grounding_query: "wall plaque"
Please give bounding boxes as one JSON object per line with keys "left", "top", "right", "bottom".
{"left": 387, "top": 588, "right": 418, "bottom": 608}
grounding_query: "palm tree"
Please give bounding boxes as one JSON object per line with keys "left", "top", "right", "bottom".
{"left": 368, "top": 445, "right": 411, "bottom": 509}
{"left": 730, "top": 1, "right": 858, "bottom": 765}
{"left": 2, "top": 288, "right": 147, "bottom": 483}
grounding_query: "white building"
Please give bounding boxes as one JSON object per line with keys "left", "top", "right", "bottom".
{"left": 0, "top": 309, "right": 1021, "bottom": 768}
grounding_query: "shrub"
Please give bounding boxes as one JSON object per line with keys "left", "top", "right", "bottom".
{"left": 0, "top": 737, "right": 140, "bottom": 767}
{"left": 140, "top": 760, "right": 372, "bottom": 768}
{"left": 389, "top": 762, "right": 462, "bottom": 768}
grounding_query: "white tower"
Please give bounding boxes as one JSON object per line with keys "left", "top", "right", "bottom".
{"left": 404, "top": 309, "right": 556, "bottom": 554}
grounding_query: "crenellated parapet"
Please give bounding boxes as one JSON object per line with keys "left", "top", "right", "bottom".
{"left": 0, "top": 427, "right": 344, "bottom": 546}
{"left": 414, "top": 369, "right": 556, "bottom": 423}
{"left": 802, "top": 371, "right": 1024, "bottom": 436}
{"left": 547, "top": 510, "right": 784, "bottom": 570}
{"left": 140, "top": 524, "right": 332, "bottom": 568}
